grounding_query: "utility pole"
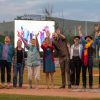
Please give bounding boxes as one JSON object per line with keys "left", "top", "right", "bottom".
{"left": 85, "top": 21, "right": 87, "bottom": 35}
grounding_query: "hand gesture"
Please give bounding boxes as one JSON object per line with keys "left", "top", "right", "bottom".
{"left": 17, "top": 31, "right": 22, "bottom": 38}
{"left": 53, "top": 32, "right": 58, "bottom": 38}
{"left": 35, "top": 32, "right": 39, "bottom": 38}
{"left": 95, "top": 32, "right": 98, "bottom": 38}
{"left": 77, "top": 25, "right": 83, "bottom": 36}
{"left": 77, "top": 25, "right": 81, "bottom": 31}
{"left": 46, "top": 31, "right": 50, "bottom": 37}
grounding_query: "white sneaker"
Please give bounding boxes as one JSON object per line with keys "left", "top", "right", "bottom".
{"left": 1, "top": 83, "right": 5, "bottom": 88}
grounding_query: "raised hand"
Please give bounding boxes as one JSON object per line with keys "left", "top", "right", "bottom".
{"left": 17, "top": 31, "right": 21, "bottom": 38}
{"left": 77, "top": 25, "right": 81, "bottom": 31}
{"left": 95, "top": 32, "right": 99, "bottom": 38}
{"left": 52, "top": 32, "right": 58, "bottom": 39}
{"left": 46, "top": 31, "right": 50, "bottom": 37}
{"left": 35, "top": 32, "right": 39, "bottom": 38}
{"left": 77, "top": 25, "right": 83, "bottom": 36}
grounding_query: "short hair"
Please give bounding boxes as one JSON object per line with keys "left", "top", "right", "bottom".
{"left": 17, "top": 39, "right": 22, "bottom": 44}
{"left": 5, "top": 35, "right": 11, "bottom": 40}
{"left": 32, "top": 38, "right": 35, "bottom": 41}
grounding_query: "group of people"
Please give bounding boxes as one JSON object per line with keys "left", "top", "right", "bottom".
{"left": 0, "top": 24, "right": 100, "bottom": 89}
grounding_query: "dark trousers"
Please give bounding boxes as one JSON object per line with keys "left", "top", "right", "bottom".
{"left": 82, "top": 57, "right": 93, "bottom": 87}
{"left": 13, "top": 63, "right": 24, "bottom": 87}
{"left": 99, "top": 62, "right": 100, "bottom": 84}
{"left": 70, "top": 56, "right": 81, "bottom": 86}
{"left": 1, "top": 60, "right": 11, "bottom": 83}
{"left": 0, "top": 60, "right": 1, "bottom": 74}
{"left": 60, "top": 60, "right": 71, "bottom": 87}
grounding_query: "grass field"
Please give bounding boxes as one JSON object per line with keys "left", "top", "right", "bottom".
{"left": 6, "top": 67, "right": 100, "bottom": 86}
{"left": 0, "top": 94, "right": 100, "bottom": 100}
{"left": 0, "top": 67, "right": 100, "bottom": 100}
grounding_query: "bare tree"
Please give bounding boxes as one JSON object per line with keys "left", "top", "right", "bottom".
{"left": 43, "top": 5, "right": 59, "bottom": 30}
{"left": 43, "top": 5, "right": 53, "bottom": 20}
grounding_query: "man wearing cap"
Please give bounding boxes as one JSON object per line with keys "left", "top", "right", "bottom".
{"left": 78, "top": 26, "right": 94, "bottom": 89}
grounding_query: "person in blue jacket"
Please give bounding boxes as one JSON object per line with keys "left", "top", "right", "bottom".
{"left": 78, "top": 26, "right": 95, "bottom": 89}
{"left": 0, "top": 35, "right": 14, "bottom": 88}
{"left": 94, "top": 25, "right": 100, "bottom": 88}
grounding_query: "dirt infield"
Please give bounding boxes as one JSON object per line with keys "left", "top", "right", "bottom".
{"left": 0, "top": 68, "right": 100, "bottom": 99}
{"left": 1, "top": 85, "right": 100, "bottom": 99}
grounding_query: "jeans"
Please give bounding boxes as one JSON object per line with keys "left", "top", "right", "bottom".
{"left": 1, "top": 60, "right": 11, "bottom": 83}
{"left": 13, "top": 63, "right": 24, "bottom": 87}
{"left": 99, "top": 62, "right": 100, "bottom": 84}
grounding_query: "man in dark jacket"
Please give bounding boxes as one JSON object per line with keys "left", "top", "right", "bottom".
{"left": 52, "top": 28, "right": 71, "bottom": 89}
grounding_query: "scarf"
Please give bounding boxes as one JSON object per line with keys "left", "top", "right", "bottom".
{"left": 83, "top": 40, "right": 93, "bottom": 66}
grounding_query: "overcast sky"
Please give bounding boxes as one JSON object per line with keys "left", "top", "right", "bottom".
{"left": 0, "top": 0, "right": 100, "bottom": 22}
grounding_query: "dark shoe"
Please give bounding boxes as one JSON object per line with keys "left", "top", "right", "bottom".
{"left": 59, "top": 86, "right": 65, "bottom": 89}
{"left": 0, "top": 85, "right": 5, "bottom": 89}
{"left": 6, "top": 85, "right": 10, "bottom": 89}
{"left": 68, "top": 85, "right": 71, "bottom": 89}
{"left": 98, "top": 84, "right": 100, "bottom": 88}
{"left": 19, "top": 84, "right": 22, "bottom": 88}
{"left": 89, "top": 86, "right": 93, "bottom": 89}
{"left": 82, "top": 86, "right": 86, "bottom": 89}
{"left": 29, "top": 85, "right": 32, "bottom": 89}
{"left": 28, "top": 80, "right": 32, "bottom": 89}
{"left": 13, "top": 85, "right": 17, "bottom": 88}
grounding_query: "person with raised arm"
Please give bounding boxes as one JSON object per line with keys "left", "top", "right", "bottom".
{"left": 78, "top": 25, "right": 94, "bottom": 89}
{"left": 18, "top": 33, "right": 41, "bottom": 89}
{"left": 52, "top": 28, "right": 71, "bottom": 89}
{"left": 93, "top": 24, "right": 100, "bottom": 88}
{"left": 41, "top": 37, "right": 55, "bottom": 89}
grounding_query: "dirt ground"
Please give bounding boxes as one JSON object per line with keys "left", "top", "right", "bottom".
{"left": 1, "top": 85, "right": 100, "bottom": 99}
{"left": 0, "top": 68, "right": 100, "bottom": 98}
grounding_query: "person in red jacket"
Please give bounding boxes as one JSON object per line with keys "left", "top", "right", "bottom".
{"left": 41, "top": 37, "right": 55, "bottom": 89}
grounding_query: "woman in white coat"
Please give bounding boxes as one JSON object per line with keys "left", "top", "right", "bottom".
{"left": 70, "top": 36, "right": 83, "bottom": 88}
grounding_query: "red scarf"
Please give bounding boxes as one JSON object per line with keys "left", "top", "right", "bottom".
{"left": 83, "top": 40, "right": 93, "bottom": 66}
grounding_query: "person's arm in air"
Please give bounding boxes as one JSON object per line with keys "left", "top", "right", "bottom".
{"left": 77, "top": 25, "right": 86, "bottom": 45}
{"left": 35, "top": 33, "right": 40, "bottom": 51}
{"left": 58, "top": 33, "right": 66, "bottom": 40}
{"left": 18, "top": 33, "right": 30, "bottom": 50}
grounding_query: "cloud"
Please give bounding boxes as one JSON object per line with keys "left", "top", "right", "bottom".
{"left": 0, "top": 0, "right": 99, "bottom": 22}
{"left": 65, "top": 0, "right": 89, "bottom": 2}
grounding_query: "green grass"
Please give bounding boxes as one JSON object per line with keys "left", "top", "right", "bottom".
{"left": 11, "top": 67, "right": 62, "bottom": 86}
{"left": 0, "top": 68, "right": 100, "bottom": 100}
{"left": 19, "top": 67, "right": 100, "bottom": 86}
{"left": 1, "top": 67, "right": 100, "bottom": 86}
{"left": 0, "top": 94, "right": 100, "bottom": 100}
